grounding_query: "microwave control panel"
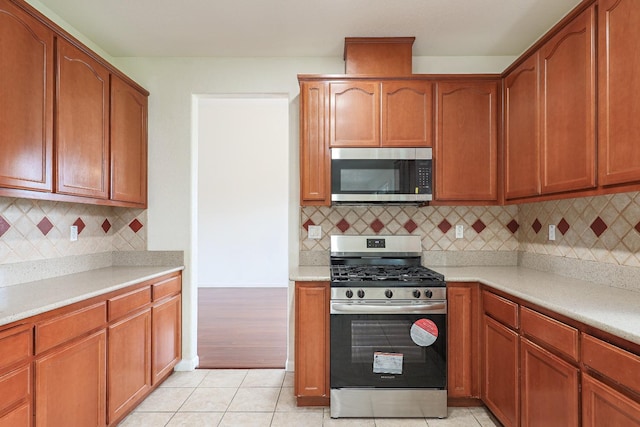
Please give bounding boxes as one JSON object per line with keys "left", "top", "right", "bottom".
{"left": 416, "top": 160, "right": 432, "bottom": 194}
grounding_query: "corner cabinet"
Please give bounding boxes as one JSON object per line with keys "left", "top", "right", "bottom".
{"left": 539, "top": 5, "right": 596, "bottom": 195}
{"left": 299, "top": 81, "right": 331, "bottom": 206}
{"left": 598, "top": 0, "right": 640, "bottom": 187}
{"left": 294, "top": 281, "right": 330, "bottom": 406}
{"left": 0, "top": 0, "right": 54, "bottom": 193}
{"left": 435, "top": 80, "right": 499, "bottom": 202}
{"left": 504, "top": 54, "right": 541, "bottom": 200}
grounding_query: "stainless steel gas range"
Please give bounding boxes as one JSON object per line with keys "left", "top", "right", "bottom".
{"left": 329, "top": 235, "right": 447, "bottom": 419}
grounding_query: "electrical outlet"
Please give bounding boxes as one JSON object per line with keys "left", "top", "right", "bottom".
{"left": 455, "top": 225, "right": 464, "bottom": 239}
{"left": 308, "top": 225, "right": 322, "bottom": 239}
{"left": 549, "top": 224, "right": 556, "bottom": 241}
{"left": 70, "top": 225, "right": 78, "bottom": 242}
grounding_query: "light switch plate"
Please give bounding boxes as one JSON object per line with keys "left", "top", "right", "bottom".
{"left": 308, "top": 225, "right": 322, "bottom": 239}
{"left": 549, "top": 224, "right": 556, "bottom": 241}
{"left": 455, "top": 225, "right": 464, "bottom": 239}
{"left": 70, "top": 225, "right": 78, "bottom": 242}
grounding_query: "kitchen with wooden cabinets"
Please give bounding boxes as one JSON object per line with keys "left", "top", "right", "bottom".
{"left": 295, "top": 0, "right": 640, "bottom": 424}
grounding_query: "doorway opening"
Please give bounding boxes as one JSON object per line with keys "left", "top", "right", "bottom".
{"left": 195, "top": 95, "right": 289, "bottom": 368}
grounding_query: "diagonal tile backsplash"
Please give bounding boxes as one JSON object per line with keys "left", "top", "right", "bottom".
{"left": 0, "top": 197, "right": 146, "bottom": 264}
{"left": 301, "top": 191, "right": 640, "bottom": 269}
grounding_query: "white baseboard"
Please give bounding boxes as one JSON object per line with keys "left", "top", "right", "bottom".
{"left": 174, "top": 355, "right": 199, "bottom": 371}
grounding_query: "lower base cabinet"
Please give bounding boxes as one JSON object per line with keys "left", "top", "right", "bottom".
{"left": 294, "top": 281, "right": 330, "bottom": 406}
{"left": 152, "top": 295, "right": 181, "bottom": 385}
{"left": 35, "top": 330, "right": 107, "bottom": 427}
{"left": 582, "top": 373, "right": 640, "bottom": 426}
{"left": 107, "top": 309, "right": 151, "bottom": 424}
{"left": 482, "top": 314, "right": 519, "bottom": 427}
{"left": 520, "top": 338, "right": 579, "bottom": 427}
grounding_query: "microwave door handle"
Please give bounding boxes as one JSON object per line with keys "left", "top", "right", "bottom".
{"left": 330, "top": 302, "right": 446, "bottom": 315}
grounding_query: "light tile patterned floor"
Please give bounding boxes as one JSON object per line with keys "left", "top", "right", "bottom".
{"left": 118, "top": 369, "right": 500, "bottom": 427}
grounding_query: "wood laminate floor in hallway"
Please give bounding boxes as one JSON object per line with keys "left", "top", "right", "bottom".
{"left": 198, "top": 287, "right": 287, "bottom": 369}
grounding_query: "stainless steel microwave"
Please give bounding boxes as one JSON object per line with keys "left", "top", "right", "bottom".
{"left": 331, "top": 148, "right": 433, "bottom": 203}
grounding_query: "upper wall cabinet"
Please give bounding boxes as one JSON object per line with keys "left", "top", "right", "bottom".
{"left": 111, "top": 75, "right": 148, "bottom": 206}
{"left": 329, "top": 81, "right": 380, "bottom": 147}
{"left": 0, "top": 0, "right": 54, "bottom": 192}
{"left": 539, "top": 5, "right": 596, "bottom": 195}
{"left": 381, "top": 81, "right": 433, "bottom": 147}
{"left": 504, "top": 54, "right": 541, "bottom": 200}
{"left": 299, "top": 81, "right": 331, "bottom": 206}
{"left": 329, "top": 80, "right": 433, "bottom": 148}
{"left": 56, "top": 38, "right": 110, "bottom": 199}
{"left": 0, "top": 0, "right": 149, "bottom": 207}
{"left": 598, "top": 0, "right": 640, "bottom": 187}
{"left": 435, "top": 80, "right": 499, "bottom": 202}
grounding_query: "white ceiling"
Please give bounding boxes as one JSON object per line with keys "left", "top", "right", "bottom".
{"left": 36, "top": 0, "right": 582, "bottom": 58}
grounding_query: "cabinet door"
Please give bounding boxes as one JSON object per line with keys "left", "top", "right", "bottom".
{"left": 35, "top": 330, "right": 106, "bottom": 427}
{"left": 294, "top": 282, "right": 329, "bottom": 405}
{"left": 447, "top": 283, "right": 480, "bottom": 398}
{"left": 381, "top": 81, "right": 433, "bottom": 147}
{"left": 0, "top": 0, "right": 53, "bottom": 192}
{"left": 520, "top": 338, "right": 579, "bottom": 427}
{"left": 435, "top": 81, "right": 499, "bottom": 201}
{"left": 107, "top": 309, "right": 151, "bottom": 424}
{"left": 56, "top": 38, "right": 110, "bottom": 199}
{"left": 504, "top": 54, "right": 541, "bottom": 200}
{"left": 539, "top": 6, "right": 596, "bottom": 194}
{"left": 582, "top": 373, "right": 640, "bottom": 427}
{"left": 598, "top": 0, "right": 640, "bottom": 186}
{"left": 329, "top": 81, "right": 380, "bottom": 147}
{"left": 299, "top": 81, "right": 330, "bottom": 205}
{"left": 483, "top": 315, "right": 519, "bottom": 427}
{"left": 0, "top": 366, "right": 31, "bottom": 427}
{"left": 110, "top": 75, "right": 148, "bottom": 206}
{"left": 151, "top": 295, "right": 181, "bottom": 385}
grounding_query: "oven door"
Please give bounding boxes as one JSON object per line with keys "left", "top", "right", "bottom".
{"left": 330, "top": 303, "right": 446, "bottom": 389}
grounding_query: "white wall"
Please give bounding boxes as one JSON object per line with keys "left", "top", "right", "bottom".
{"left": 197, "top": 96, "right": 289, "bottom": 287}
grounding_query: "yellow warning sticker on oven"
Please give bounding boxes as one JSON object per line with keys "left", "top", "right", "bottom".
{"left": 410, "top": 319, "right": 439, "bottom": 346}
{"left": 373, "top": 351, "right": 403, "bottom": 374}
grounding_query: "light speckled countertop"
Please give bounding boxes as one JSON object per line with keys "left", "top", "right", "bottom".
{"left": 290, "top": 265, "right": 640, "bottom": 346}
{"left": 0, "top": 266, "right": 184, "bottom": 327}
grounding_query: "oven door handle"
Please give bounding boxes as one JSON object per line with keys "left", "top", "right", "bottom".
{"left": 330, "top": 301, "right": 446, "bottom": 315}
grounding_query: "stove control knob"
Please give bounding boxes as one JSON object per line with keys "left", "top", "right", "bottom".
{"left": 412, "top": 289, "right": 421, "bottom": 298}
{"left": 424, "top": 289, "right": 433, "bottom": 298}
{"left": 345, "top": 289, "right": 353, "bottom": 299}
{"left": 385, "top": 289, "right": 393, "bottom": 299}
{"left": 357, "top": 289, "right": 365, "bottom": 299}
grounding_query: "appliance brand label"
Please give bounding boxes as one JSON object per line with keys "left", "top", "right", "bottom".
{"left": 410, "top": 319, "right": 438, "bottom": 346}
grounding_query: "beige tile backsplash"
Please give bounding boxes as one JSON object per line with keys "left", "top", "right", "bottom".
{"left": 0, "top": 197, "right": 146, "bottom": 264}
{"left": 301, "top": 191, "right": 640, "bottom": 269}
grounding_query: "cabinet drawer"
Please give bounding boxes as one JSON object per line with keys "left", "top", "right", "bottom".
{"left": 0, "top": 325, "right": 32, "bottom": 370}
{"left": 108, "top": 286, "right": 151, "bottom": 320}
{"left": 483, "top": 290, "right": 518, "bottom": 329}
{"left": 582, "top": 334, "right": 640, "bottom": 395}
{"left": 152, "top": 275, "right": 181, "bottom": 301}
{"left": 36, "top": 302, "right": 106, "bottom": 354}
{"left": 0, "top": 402, "right": 30, "bottom": 427}
{"left": 0, "top": 365, "right": 31, "bottom": 415}
{"left": 521, "top": 306, "right": 579, "bottom": 362}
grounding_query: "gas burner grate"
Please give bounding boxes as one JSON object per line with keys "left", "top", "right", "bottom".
{"left": 330, "top": 264, "right": 445, "bottom": 283}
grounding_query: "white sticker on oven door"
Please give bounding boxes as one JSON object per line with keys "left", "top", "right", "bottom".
{"left": 373, "top": 352, "right": 403, "bottom": 375}
{"left": 410, "top": 319, "right": 439, "bottom": 346}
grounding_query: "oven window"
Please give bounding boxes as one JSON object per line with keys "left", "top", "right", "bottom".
{"left": 331, "top": 314, "right": 446, "bottom": 389}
